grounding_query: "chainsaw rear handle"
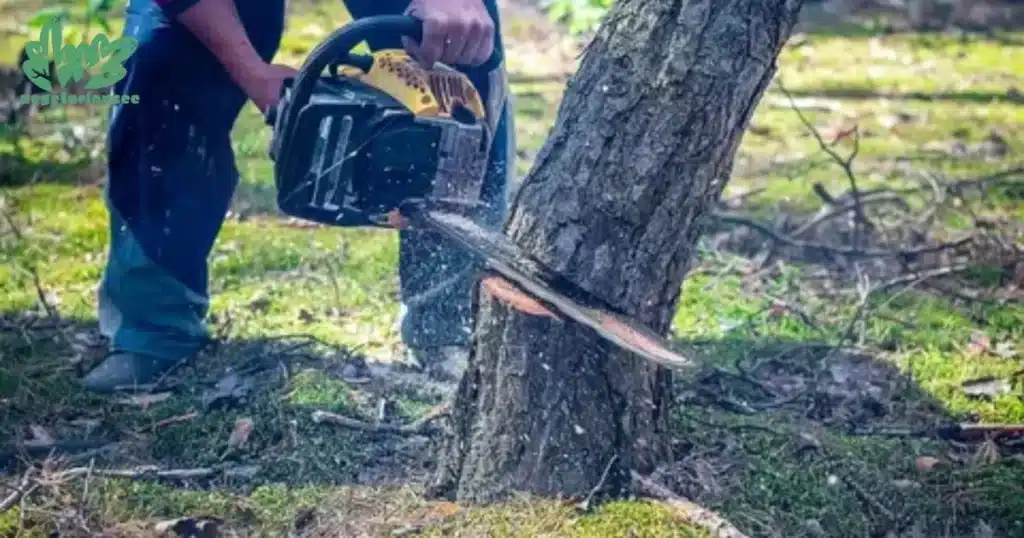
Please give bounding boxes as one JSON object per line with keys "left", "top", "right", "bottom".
{"left": 264, "top": 14, "right": 501, "bottom": 128}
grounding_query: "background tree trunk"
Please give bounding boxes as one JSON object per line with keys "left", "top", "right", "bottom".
{"left": 431, "top": 0, "right": 805, "bottom": 503}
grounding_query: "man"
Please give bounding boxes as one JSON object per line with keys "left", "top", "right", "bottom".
{"left": 82, "top": 0, "right": 513, "bottom": 392}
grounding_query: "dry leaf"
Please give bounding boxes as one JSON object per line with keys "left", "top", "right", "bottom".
{"left": 822, "top": 118, "right": 859, "bottom": 145}
{"left": 228, "top": 418, "right": 255, "bottom": 449}
{"left": 966, "top": 330, "right": 991, "bottom": 357}
{"left": 425, "top": 501, "right": 462, "bottom": 519}
{"left": 972, "top": 439, "right": 1001, "bottom": 467}
{"left": 115, "top": 392, "right": 173, "bottom": 409}
{"left": 915, "top": 456, "right": 941, "bottom": 473}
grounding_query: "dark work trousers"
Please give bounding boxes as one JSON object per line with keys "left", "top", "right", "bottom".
{"left": 98, "top": 0, "right": 514, "bottom": 363}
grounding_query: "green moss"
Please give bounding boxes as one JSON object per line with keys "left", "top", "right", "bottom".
{"left": 286, "top": 369, "right": 358, "bottom": 415}
{"left": 100, "top": 480, "right": 237, "bottom": 522}
{"left": 572, "top": 500, "right": 710, "bottom": 538}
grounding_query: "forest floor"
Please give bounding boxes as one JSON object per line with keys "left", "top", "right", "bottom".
{"left": 1, "top": 0, "right": 1023, "bottom": 536}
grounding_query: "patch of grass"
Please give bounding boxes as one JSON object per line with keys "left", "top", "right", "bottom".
{"left": 670, "top": 392, "right": 1024, "bottom": 537}
{"left": 2, "top": 1, "right": 1024, "bottom": 536}
{"left": 286, "top": 369, "right": 359, "bottom": 415}
{"left": 572, "top": 501, "right": 710, "bottom": 538}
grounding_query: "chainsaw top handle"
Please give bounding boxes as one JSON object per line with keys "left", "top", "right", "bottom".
{"left": 265, "top": 15, "right": 501, "bottom": 129}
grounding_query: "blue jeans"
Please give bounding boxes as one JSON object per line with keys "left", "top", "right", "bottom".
{"left": 98, "top": 0, "right": 514, "bottom": 362}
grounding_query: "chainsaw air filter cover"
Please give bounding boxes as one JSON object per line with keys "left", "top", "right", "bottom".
{"left": 266, "top": 17, "right": 494, "bottom": 228}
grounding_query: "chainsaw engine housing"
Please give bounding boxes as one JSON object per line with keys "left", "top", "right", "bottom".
{"left": 268, "top": 47, "right": 492, "bottom": 227}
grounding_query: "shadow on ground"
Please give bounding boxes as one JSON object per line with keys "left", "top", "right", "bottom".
{"left": 3, "top": 310, "right": 1023, "bottom": 537}
{"left": 0, "top": 312, "right": 444, "bottom": 488}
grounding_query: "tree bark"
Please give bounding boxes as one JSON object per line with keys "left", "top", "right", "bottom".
{"left": 431, "top": 0, "right": 805, "bottom": 503}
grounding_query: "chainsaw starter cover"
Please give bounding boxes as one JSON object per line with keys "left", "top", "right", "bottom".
{"left": 268, "top": 42, "right": 491, "bottom": 227}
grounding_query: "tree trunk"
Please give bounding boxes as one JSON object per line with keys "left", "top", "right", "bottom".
{"left": 431, "top": 0, "right": 805, "bottom": 503}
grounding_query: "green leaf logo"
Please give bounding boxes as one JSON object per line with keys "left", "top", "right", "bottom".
{"left": 20, "top": 15, "right": 138, "bottom": 93}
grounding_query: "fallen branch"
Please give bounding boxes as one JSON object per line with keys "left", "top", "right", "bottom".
{"left": 858, "top": 263, "right": 972, "bottom": 296}
{"left": 0, "top": 469, "right": 36, "bottom": 514}
{"left": 51, "top": 465, "right": 218, "bottom": 483}
{"left": 0, "top": 439, "right": 114, "bottom": 468}
{"left": 712, "top": 210, "right": 973, "bottom": 258}
{"left": 312, "top": 404, "right": 449, "bottom": 436}
{"left": 631, "top": 471, "right": 749, "bottom": 538}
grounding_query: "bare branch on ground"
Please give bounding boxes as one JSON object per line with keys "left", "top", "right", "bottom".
{"left": 312, "top": 404, "right": 450, "bottom": 436}
{"left": 711, "top": 210, "right": 973, "bottom": 259}
{"left": 631, "top": 470, "right": 750, "bottom": 538}
{"left": 0, "top": 469, "right": 36, "bottom": 514}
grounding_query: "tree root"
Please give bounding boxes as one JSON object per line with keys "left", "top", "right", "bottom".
{"left": 631, "top": 470, "right": 750, "bottom": 538}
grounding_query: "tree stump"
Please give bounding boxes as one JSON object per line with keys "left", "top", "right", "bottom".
{"left": 432, "top": 0, "right": 806, "bottom": 503}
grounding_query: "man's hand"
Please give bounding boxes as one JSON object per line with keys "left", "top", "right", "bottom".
{"left": 175, "top": 0, "right": 296, "bottom": 114}
{"left": 239, "top": 63, "right": 298, "bottom": 114}
{"left": 403, "top": 0, "right": 495, "bottom": 68}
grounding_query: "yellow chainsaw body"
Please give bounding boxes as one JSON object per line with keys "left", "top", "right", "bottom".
{"left": 335, "top": 49, "right": 487, "bottom": 121}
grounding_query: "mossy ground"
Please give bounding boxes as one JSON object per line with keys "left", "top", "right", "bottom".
{"left": 1, "top": 1, "right": 1023, "bottom": 537}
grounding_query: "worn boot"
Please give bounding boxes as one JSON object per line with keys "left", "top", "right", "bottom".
{"left": 82, "top": 351, "right": 185, "bottom": 393}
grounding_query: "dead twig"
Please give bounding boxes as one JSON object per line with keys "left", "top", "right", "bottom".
{"left": 577, "top": 454, "right": 619, "bottom": 512}
{"left": 860, "top": 263, "right": 972, "bottom": 296}
{"left": 147, "top": 411, "right": 200, "bottom": 432}
{"left": 312, "top": 404, "right": 449, "bottom": 436}
{"left": 789, "top": 192, "right": 910, "bottom": 239}
{"left": 777, "top": 79, "right": 870, "bottom": 248}
{"left": 842, "top": 264, "right": 872, "bottom": 345}
{"left": 1, "top": 205, "right": 57, "bottom": 319}
{"left": 631, "top": 470, "right": 749, "bottom": 538}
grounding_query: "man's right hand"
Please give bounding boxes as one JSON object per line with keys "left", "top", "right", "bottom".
{"left": 240, "top": 62, "right": 298, "bottom": 114}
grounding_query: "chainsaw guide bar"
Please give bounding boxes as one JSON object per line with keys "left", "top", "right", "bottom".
{"left": 401, "top": 205, "right": 694, "bottom": 372}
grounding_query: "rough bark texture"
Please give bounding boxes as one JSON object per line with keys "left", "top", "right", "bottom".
{"left": 431, "top": 0, "right": 805, "bottom": 503}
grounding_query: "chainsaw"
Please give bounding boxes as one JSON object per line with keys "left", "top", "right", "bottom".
{"left": 265, "top": 15, "right": 692, "bottom": 371}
